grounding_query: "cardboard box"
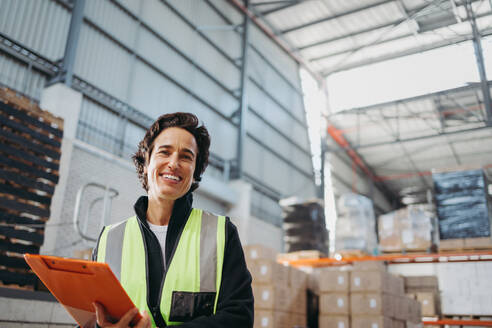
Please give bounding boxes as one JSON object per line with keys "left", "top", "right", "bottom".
{"left": 439, "top": 239, "right": 465, "bottom": 251}
{"left": 244, "top": 244, "right": 277, "bottom": 262}
{"left": 317, "top": 271, "right": 350, "bottom": 292}
{"left": 252, "top": 284, "right": 290, "bottom": 312}
{"left": 464, "top": 237, "right": 492, "bottom": 249}
{"left": 292, "top": 313, "right": 306, "bottom": 328}
{"left": 351, "top": 293, "right": 392, "bottom": 316}
{"left": 406, "top": 322, "right": 424, "bottom": 328}
{"left": 290, "top": 266, "right": 308, "bottom": 289}
{"left": 353, "top": 261, "right": 387, "bottom": 272}
{"left": 320, "top": 293, "right": 350, "bottom": 315}
{"left": 416, "top": 292, "right": 435, "bottom": 316}
{"left": 389, "top": 275, "right": 405, "bottom": 295}
{"left": 249, "top": 259, "right": 289, "bottom": 286}
{"left": 352, "top": 315, "right": 393, "bottom": 328}
{"left": 290, "top": 285, "right": 307, "bottom": 315}
{"left": 404, "top": 276, "right": 438, "bottom": 289}
{"left": 351, "top": 271, "right": 397, "bottom": 294}
{"left": 319, "top": 315, "right": 349, "bottom": 328}
{"left": 254, "top": 310, "right": 290, "bottom": 328}
{"left": 254, "top": 310, "right": 273, "bottom": 328}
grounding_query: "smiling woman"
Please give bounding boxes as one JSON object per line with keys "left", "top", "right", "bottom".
{"left": 91, "top": 112, "right": 254, "bottom": 328}
{"left": 145, "top": 127, "right": 199, "bottom": 222}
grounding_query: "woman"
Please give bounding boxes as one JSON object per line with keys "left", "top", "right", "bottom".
{"left": 92, "top": 112, "right": 254, "bottom": 327}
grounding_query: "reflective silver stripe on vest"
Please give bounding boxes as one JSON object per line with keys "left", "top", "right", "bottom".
{"left": 105, "top": 220, "right": 127, "bottom": 281}
{"left": 199, "top": 211, "right": 218, "bottom": 292}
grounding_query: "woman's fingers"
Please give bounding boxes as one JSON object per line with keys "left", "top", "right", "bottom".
{"left": 93, "top": 302, "right": 111, "bottom": 326}
{"left": 117, "top": 307, "right": 139, "bottom": 327}
{"left": 93, "top": 302, "right": 139, "bottom": 327}
{"left": 135, "top": 311, "right": 151, "bottom": 328}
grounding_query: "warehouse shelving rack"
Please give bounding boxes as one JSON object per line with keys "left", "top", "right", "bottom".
{"left": 281, "top": 250, "right": 492, "bottom": 267}
{"left": 280, "top": 250, "right": 492, "bottom": 327}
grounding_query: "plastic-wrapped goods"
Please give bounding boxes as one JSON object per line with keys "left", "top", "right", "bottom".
{"left": 281, "top": 200, "right": 328, "bottom": 254}
{"left": 378, "top": 205, "right": 434, "bottom": 252}
{"left": 433, "top": 169, "right": 492, "bottom": 239}
{"left": 335, "top": 193, "right": 377, "bottom": 254}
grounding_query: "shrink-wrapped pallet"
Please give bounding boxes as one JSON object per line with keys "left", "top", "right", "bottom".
{"left": 335, "top": 193, "right": 377, "bottom": 254}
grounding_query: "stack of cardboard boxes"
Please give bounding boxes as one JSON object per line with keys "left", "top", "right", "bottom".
{"left": 378, "top": 205, "right": 434, "bottom": 253}
{"left": 244, "top": 245, "right": 307, "bottom": 328}
{"left": 404, "top": 276, "right": 440, "bottom": 318}
{"left": 313, "top": 262, "right": 422, "bottom": 328}
{"left": 350, "top": 261, "right": 421, "bottom": 328}
{"left": 315, "top": 268, "right": 351, "bottom": 328}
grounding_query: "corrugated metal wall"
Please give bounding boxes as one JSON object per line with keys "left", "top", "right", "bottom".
{"left": 0, "top": 0, "right": 316, "bottom": 227}
{"left": 0, "top": 0, "right": 70, "bottom": 61}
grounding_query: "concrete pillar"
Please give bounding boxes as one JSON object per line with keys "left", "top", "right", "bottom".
{"left": 39, "top": 83, "right": 83, "bottom": 254}
{"left": 227, "top": 180, "right": 283, "bottom": 251}
{"left": 227, "top": 180, "right": 253, "bottom": 244}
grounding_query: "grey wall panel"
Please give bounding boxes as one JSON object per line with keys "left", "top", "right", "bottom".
{"left": 74, "top": 24, "right": 133, "bottom": 101}
{"left": 0, "top": 0, "right": 70, "bottom": 61}
{"left": 115, "top": 0, "right": 144, "bottom": 16}
{"left": 141, "top": 0, "right": 240, "bottom": 90}
{"left": 77, "top": 97, "right": 122, "bottom": 155}
{"left": 84, "top": 0, "right": 139, "bottom": 49}
{"left": 251, "top": 188, "right": 282, "bottom": 226}
{"left": 244, "top": 136, "right": 315, "bottom": 199}
{"left": 243, "top": 137, "right": 264, "bottom": 179}
{"left": 194, "top": 192, "right": 228, "bottom": 217}
{"left": 248, "top": 50, "right": 305, "bottom": 123}
{"left": 244, "top": 137, "right": 289, "bottom": 193}
{"left": 129, "top": 61, "right": 238, "bottom": 160}
{"left": 138, "top": 28, "right": 238, "bottom": 117}
{"left": 0, "top": 54, "right": 46, "bottom": 101}
{"left": 207, "top": 0, "right": 244, "bottom": 26}
{"left": 246, "top": 111, "right": 312, "bottom": 170}
{"left": 329, "top": 153, "right": 392, "bottom": 212}
{"left": 172, "top": 0, "right": 243, "bottom": 60}
{"left": 248, "top": 81, "right": 310, "bottom": 149}
{"left": 248, "top": 24, "right": 301, "bottom": 90}
{"left": 122, "top": 122, "right": 145, "bottom": 160}
{"left": 288, "top": 169, "right": 317, "bottom": 199}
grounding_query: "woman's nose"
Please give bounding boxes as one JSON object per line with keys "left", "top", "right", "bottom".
{"left": 167, "top": 154, "right": 179, "bottom": 169}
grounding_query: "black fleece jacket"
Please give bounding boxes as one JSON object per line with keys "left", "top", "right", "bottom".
{"left": 93, "top": 192, "right": 254, "bottom": 327}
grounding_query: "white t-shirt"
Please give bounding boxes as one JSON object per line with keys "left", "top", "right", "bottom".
{"left": 147, "top": 221, "right": 168, "bottom": 265}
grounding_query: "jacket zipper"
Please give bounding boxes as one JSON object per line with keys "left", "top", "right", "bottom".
{"left": 136, "top": 203, "right": 193, "bottom": 326}
{"left": 154, "top": 207, "right": 193, "bottom": 322}
{"left": 137, "top": 217, "right": 167, "bottom": 327}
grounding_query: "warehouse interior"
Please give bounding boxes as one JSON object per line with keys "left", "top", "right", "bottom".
{"left": 0, "top": 0, "right": 492, "bottom": 327}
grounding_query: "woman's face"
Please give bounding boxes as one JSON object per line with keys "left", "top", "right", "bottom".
{"left": 145, "top": 127, "right": 198, "bottom": 202}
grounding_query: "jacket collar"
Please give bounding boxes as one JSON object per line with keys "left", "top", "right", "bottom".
{"left": 133, "top": 192, "right": 194, "bottom": 229}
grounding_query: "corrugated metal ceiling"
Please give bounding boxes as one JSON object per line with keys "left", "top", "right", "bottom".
{"left": 251, "top": 0, "right": 492, "bottom": 76}
{"left": 247, "top": 0, "right": 492, "bottom": 206}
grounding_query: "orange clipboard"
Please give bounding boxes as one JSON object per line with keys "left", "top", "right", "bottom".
{"left": 24, "top": 254, "right": 142, "bottom": 328}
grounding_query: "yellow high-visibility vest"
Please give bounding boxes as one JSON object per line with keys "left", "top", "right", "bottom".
{"left": 96, "top": 209, "right": 226, "bottom": 327}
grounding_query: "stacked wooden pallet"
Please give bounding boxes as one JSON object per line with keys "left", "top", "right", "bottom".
{"left": 0, "top": 88, "right": 63, "bottom": 289}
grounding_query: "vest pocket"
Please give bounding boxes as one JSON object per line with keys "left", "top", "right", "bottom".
{"left": 169, "top": 291, "right": 216, "bottom": 322}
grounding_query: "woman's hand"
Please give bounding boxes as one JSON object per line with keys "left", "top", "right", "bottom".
{"left": 93, "top": 302, "right": 151, "bottom": 328}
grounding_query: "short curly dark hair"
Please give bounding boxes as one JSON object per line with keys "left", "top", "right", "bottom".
{"left": 132, "top": 112, "right": 210, "bottom": 193}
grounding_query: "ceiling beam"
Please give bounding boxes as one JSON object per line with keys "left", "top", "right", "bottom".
{"left": 348, "top": 124, "right": 492, "bottom": 151}
{"left": 310, "top": 10, "right": 492, "bottom": 63}
{"left": 328, "top": 82, "right": 491, "bottom": 116}
{"left": 296, "top": 0, "right": 481, "bottom": 51}
{"left": 258, "top": 0, "right": 301, "bottom": 16}
{"left": 280, "top": 0, "right": 396, "bottom": 35}
{"left": 321, "top": 26, "right": 492, "bottom": 75}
